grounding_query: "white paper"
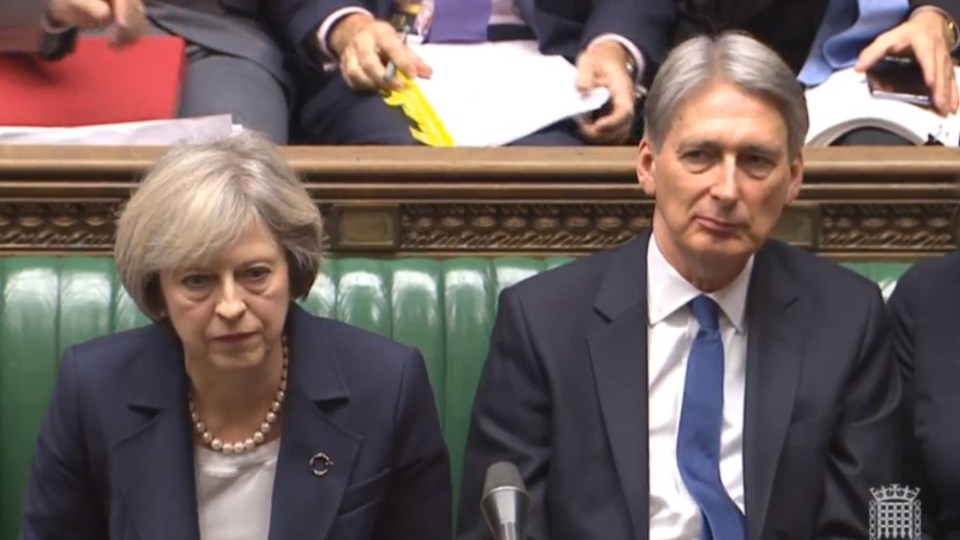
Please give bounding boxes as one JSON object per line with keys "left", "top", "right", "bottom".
{"left": 0, "top": 115, "right": 240, "bottom": 145}
{"left": 805, "top": 67, "right": 960, "bottom": 146}
{"left": 406, "top": 41, "right": 610, "bottom": 147}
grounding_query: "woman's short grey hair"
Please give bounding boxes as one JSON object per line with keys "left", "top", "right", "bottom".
{"left": 115, "top": 131, "right": 324, "bottom": 320}
{"left": 644, "top": 32, "right": 809, "bottom": 159}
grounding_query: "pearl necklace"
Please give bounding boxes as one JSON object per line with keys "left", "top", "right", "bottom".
{"left": 189, "top": 336, "right": 289, "bottom": 455}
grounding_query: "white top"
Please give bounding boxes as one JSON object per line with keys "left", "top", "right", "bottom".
{"left": 646, "top": 236, "right": 752, "bottom": 540}
{"left": 195, "top": 439, "right": 281, "bottom": 540}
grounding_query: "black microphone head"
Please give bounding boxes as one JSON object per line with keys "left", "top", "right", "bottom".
{"left": 483, "top": 461, "right": 524, "bottom": 495}
{"left": 481, "top": 462, "right": 529, "bottom": 540}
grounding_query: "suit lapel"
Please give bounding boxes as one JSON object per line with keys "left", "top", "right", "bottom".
{"left": 741, "top": 245, "right": 802, "bottom": 540}
{"left": 588, "top": 233, "right": 651, "bottom": 540}
{"left": 268, "top": 306, "right": 361, "bottom": 540}
{"left": 111, "top": 326, "right": 201, "bottom": 540}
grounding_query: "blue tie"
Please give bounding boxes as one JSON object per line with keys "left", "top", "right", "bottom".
{"left": 676, "top": 296, "right": 746, "bottom": 540}
{"left": 798, "top": 0, "right": 909, "bottom": 86}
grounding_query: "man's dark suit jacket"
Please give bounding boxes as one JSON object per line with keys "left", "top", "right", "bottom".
{"left": 889, "top": 252, "right": 960, "bottom": 538}
{"left": 21, "top": 304, "right": 451, "bottom": 540}
{"left": 458, "top": 231, "right": 901, "bottom": 540}
{"left": 674, "top": 0, "right": 960, "bottom": 74}
{"left": 266, "top": 0, "right": 674, "bottom": 87}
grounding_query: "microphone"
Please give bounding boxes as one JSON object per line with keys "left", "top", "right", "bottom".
{"left": 481, "top": 462, "right": 530, "bottom": 540}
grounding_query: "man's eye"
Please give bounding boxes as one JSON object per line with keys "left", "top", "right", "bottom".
{"left": 743, "top": 155, "right": 772, "bottom": 166}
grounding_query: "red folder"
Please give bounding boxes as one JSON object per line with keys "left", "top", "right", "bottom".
{"left": 0, "top": 36, "right": 186, "bottom": 127}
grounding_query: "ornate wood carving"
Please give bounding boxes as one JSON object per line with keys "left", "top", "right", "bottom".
{"left": 0, "top": 199, "right": 956, "bottom": 257}
{"left": 819, "top": 203, "right": 958, "bottom": 252}
{"left": 399, "top": 203, "right": 653, "bottom": 251}
{"left": 2, "top": 146, "right": 959, "bottom": 257}
{"left": 0, "top": 202, "right": 117, "bottom": 252}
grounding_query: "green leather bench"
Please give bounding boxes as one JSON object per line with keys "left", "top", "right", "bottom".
{"left": 0, "top": 256, "right": 912, "bottom": 539}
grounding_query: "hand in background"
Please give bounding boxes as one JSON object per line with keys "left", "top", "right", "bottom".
{"left": 46, "top": 0, "right": 147, "bottom": 46}
{"left": 329, "top": 13, "right": 432, "bottom": 92}
{"left": 856, "top": 9, "right": 959, "bottom": 115}
{"left": 575, "top": 40, "right": 636, "bottom": 144}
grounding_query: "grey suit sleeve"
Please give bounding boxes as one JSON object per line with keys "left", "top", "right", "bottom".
{"left": 21, "top": 347, "right": 106, "bottom": 540}
{"left": 816, "top": 288, "right": 904, "bottom": 539}
{"left": 457, "top": 288, "right": 552, "bottom": 540}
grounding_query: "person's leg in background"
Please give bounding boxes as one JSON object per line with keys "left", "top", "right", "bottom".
{"left": 178, "top": 45, "right": 291, "bottom": 144}
{"left": 830, "top": 127, "right": 914, "bottom": 145}
{"left": 301, "top": 75, "right": 636, "bottom": 146}
{"left": 299, "top": 74, "right": 420, "bottom": 145}
{"left": 510, "top": 119, "right": 584, "bottom": 146}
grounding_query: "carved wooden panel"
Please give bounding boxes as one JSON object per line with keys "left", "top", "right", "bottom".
{"left": 0, "top": 199, "right": 956, "bottom": 257}
{"left": 819, "top": 203, "right": 958, "bottom": 252}
{"left": 0, "top": 202, "right": 117, "bottom": 251}
{"left": 400, "top": 203, "right": 653, "bottom": 251}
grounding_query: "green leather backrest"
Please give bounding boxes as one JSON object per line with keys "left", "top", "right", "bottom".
{"left": 0, "top": 256, "right": 914, "bottom": 539}
{"left": 0, "top": 256, "right": 573, "bottom": 540}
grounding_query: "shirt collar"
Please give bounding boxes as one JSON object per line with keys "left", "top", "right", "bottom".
{"left": 646, "top": 234, "right": 753, "bottom": 332}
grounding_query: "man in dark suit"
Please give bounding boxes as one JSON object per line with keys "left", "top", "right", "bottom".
{"left": 888, "top": 247, "right": 960, "bottom": 536}
{"left": 266, "top": 0, "right": 672, "bottom": 145}
{"left": 458, "top": 33, "right": 901, "bottom": 540}
{"left": 674, "top": 0, "right": 960, "bottom": 144}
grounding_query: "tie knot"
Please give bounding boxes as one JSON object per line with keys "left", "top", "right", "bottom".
{"left": 690, "top": 295, "right": 720, "bottom": 330}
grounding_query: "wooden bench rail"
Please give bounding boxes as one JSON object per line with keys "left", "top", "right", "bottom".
{"left": 2, "top": 145, "right": 960, "bottom": 180}
{"left": 0, "top": 146, "right": 958, "bottom": 259}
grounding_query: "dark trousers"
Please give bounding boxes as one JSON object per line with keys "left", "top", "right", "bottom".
{"left": 831, "top": 127, "right": 914, "bottom": 146}
{"left": 299, "top": 72, "right": 583, "bottom": 146}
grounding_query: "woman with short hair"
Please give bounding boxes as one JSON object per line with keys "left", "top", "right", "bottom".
{"left": 21, "top": 132, "right": 452, "bottom": 540}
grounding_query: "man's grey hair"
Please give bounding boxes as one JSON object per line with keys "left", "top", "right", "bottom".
{"left": 644, "top": 32, "right": 809, "bottom": 158}
{"left": 115, "top": 131, "right": 324, "bottom": 321}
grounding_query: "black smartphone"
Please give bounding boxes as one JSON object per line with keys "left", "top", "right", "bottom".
{"left": 866, "top": 56, "right": 932, "bottom": 106}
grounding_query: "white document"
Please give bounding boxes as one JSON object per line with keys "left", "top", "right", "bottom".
{"left": 0, "top": 115, "right": 240, "bottom": 145}
{"left": 407, "top": 40, "right": 610, "bottom": 147}
{"left": 805, "top": 67, "right": 960, "bottom": 146}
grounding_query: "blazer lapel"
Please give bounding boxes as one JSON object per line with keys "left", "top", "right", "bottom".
{"left": 268, "top": 305, "right": 362, "bottom": 540}
{"left": 587, "top": 232, "right": 651, "bottom": 540}
{"left": 111, "top": 326, "right": 201, "bottom": 540}
{"left": 741, "top": 245, "right": 802, "bottom": 540}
